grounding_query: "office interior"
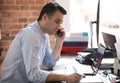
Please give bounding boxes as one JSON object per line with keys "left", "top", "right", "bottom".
{"left": 0, "top": 0, "right": 120, "bottom": 82}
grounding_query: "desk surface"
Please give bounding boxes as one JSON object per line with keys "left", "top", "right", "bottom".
{"left": 49, "top": 55, "right": 117, "bottom": 83}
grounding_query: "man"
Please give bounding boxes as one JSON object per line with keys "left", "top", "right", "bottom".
{"left": 1, "top": 2, "right": 82, "bottom": 83}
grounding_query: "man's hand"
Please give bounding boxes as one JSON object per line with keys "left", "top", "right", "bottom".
{"left": 66, "top": 73, "right": 83, "bottom": 83}
{"left": 55, "top": 27, "right": 65, "bottom": 41}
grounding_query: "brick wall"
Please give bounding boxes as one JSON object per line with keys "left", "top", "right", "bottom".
{"left": 0, "top": 0, "right": 55, "bottom": 63}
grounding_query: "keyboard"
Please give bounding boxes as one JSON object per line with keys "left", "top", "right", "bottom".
{"left": 99, "top": 64, "right": 113, "bottom": 70}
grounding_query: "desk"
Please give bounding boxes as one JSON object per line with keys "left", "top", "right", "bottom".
{"left": 48, "top": 55, "right": 117, "bottom": 83}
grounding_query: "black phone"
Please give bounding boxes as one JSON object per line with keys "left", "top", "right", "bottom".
{"left": 56, "top": 29, "right": 63, "bottom": 37}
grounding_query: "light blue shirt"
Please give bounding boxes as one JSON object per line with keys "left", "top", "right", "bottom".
{"left": 1, "top": 21, "right": 58, "bottom": 83}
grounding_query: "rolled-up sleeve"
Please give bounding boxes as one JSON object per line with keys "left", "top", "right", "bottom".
{"left": 43, "top": 52, "right": 56, "bottom": 69}
{"left": 42, "top": 37, "right": 60, "bottom": 69}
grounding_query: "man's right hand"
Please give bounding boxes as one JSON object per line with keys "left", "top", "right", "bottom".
{"left": 66, "top": 73, "right": 83, "bottom": 83}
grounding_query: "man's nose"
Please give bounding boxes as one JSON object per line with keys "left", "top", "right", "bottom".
{"left": 56, "top": 24, "right": 61, "bottom": 29}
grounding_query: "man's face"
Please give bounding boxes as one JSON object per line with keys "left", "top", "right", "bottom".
{"left": 44, "top": 10, "right": 64, "bottom": 35}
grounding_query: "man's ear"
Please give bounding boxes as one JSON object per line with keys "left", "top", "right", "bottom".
{"left": 42, "top": 14, "right": 48, "bottom": 21}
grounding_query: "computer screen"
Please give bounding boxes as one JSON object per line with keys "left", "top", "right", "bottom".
{"left": 89, "top": 43, "right": 106, "bottom": 75}
{"left": 93, "top": 43, "right": 106, "bottom": 68}
{"left": 102, "top": 32, "right": 117, "bottom": 58}
{"left": 102, "top": 32, "right": 116, "bottom": 51}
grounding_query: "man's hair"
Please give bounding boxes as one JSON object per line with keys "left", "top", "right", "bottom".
{"left": 37, "top": 2, "right": 67, "bottom": 21}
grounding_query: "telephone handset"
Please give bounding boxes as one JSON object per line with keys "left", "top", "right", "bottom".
{"left": 56, "top": 29, "right": 64, "bottom": 37}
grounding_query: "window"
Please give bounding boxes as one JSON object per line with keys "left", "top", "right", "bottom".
{"left": 55, "top": 0, "right": 98, "bottom": 32}
{"left": 56, "top": 0, "right": 120, "bottom": 47}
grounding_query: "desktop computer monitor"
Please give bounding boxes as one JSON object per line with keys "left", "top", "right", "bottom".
{"left": 90, "top": 0, "right": 100, "bottom": 49}
{"left": 102, "top": 32, "right": 117, "bottom": 58}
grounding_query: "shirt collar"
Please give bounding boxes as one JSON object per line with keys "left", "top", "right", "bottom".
{"left": 34, "top": 20, "right": 46, "bottom": 39}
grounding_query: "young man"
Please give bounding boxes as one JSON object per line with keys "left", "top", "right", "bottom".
{"left": 1, "top": 2, "right": 82, "bottom": 83}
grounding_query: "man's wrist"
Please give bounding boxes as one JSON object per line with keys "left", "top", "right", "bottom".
{"left": 63, "top": 74, "right": 67, "bottom": 82}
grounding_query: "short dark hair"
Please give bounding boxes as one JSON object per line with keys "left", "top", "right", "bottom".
{"left": 37, "top": 2, "right": 67, "bottom": 21}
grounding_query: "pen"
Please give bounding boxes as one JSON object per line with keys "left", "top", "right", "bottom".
{"left": 73, "top": 66, "right": 77, "bottom": 73}
{"left": 73, "top": 66, "right": 85, "bottom": 78}
{"left": 65, "top": 67, "right": 67, "bottom": 70}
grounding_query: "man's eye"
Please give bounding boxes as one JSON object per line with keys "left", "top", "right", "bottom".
{"left": 55, "top": 20, "right": 63, "bottom": 24}
{"left": 55, "top": 21, "right": 60, "bottom": 24}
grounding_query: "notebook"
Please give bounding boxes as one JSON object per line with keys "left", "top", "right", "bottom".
{"left": 76, "top": 43, "right": 106, "bottom": 76}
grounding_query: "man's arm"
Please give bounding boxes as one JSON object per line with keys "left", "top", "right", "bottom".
{"left": 52, "top": 39, "right": 63, "bottom": 60}
{"left": 52, "top": 28, "right": 65, "bottom": 60}
{"left": 42, "top": 28, "right": 65, "bottom": 68}
{"left": 46, "top": 73, "right": 83, "bottom": 83}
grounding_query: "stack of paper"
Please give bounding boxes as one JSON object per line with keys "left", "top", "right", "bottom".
{"left": 63, "top": 32, "right": 88, "bottom": 46}
{"left": 62, "top": 32, "right": 89, "bottom": 52}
